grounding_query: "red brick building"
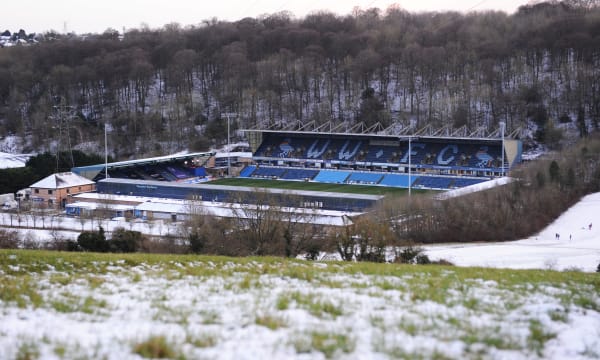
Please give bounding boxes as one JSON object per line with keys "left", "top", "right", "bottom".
{"left": 29, "top": 172, "right": 95, "bottom": 208}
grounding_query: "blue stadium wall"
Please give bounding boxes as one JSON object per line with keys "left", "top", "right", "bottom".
{"left": 96, "top": 179, "right": 380, "bottom": 212}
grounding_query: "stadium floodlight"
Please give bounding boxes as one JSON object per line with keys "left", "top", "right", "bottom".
{"left": 499, "top": 121, "right": 505, "bottom": 177}
{"left": 408, "top": 136, "right": 412, "bottom": 197}
{"left": 104, "top": 122, "right": 109, "bottom": 179}
{"left": 222, "top": 112, "right": 237, "bottom": 177}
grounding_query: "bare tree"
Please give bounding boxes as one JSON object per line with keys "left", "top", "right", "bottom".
{"left": 279, "top": 206, "right": 322, "bottom": 258}
{"left": 229, "top": 189, "right": 285, "bottom": 256}
{"left": 180, "top": 200, "right": 233, "bottom": 254}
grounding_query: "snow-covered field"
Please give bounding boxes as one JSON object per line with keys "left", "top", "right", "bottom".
{"left": 425, "top": 192, "right": 600, "bottom": 272}
{"left": 1, "top": 253, "right": 599, "bottom": 359}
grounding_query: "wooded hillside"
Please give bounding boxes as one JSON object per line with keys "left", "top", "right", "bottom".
{"left": 0, "top": 0, "right": 598, "bottom": 158}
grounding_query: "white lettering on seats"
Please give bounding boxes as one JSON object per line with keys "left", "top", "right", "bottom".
{"left": 338, "top": 141, "right": 362, "bottom": 160}
{"left": 437, "top": 144, "right": 458, "bottom": 165}
{"left": 400, "top": 143, "right": 425, "bottom": 163}
{"left": 307, "top": 139, "right": 331, "bottom": 159}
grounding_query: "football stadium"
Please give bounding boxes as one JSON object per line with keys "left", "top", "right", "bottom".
{"left": 68, "top": 125, "right": 522, "bottom": 224}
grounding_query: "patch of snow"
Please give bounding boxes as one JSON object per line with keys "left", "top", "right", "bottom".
{"left": 0, "top": 261, "right": 597, "bottom": 359}
{"left": 0, "top": 135, "right": 24, "bottom": 153}
{"left": 425, "top": 192, "right": 600, "bottom": 272}
{"left": 30, "top": 172, "right": 95, "bottom": 189}
{"left": 0, "top": 151, "right": 33, "bottom": 169}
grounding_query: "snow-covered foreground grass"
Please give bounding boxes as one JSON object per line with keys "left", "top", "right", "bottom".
{"left": 1, "top": 251, "right": 599, "bottom": 359}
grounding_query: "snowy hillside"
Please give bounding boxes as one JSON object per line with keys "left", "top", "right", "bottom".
{"left": 0, "top": 151, "right": 31, "bottom": 169}
{"left": 426, "top": 192, "right": 600, "bottom": 272}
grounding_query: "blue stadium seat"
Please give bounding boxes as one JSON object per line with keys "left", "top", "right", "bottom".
{"left": 280, "top": 168, "right": 319, "bottom": 180}
{"left": 166, "top": 165, "right": 190, "bottom": 179}
{"left": 379, "top": 174, "right": 418, "bottom": 187}
{"left": 346, "top": 172, "right": 383, "bottom": 184}
{"left": 251, "top": 166, "right": 287, "bottom": 178}
{"left": 239, "top": 165, "right": 256, "bottom": 177}
{"left": 411, "top": 175, "right": 490, "bottom": 189}
{"left": 160, "top": 170, "right": 178, "bottom": 181}
{"left": 194, "top": 167, "right": 207, "bottom": 177}
{"left": 451, "top": 177, "right": 488, "bottom": 187}
{"left": 413, "top": 176, "right": 454, "bottom": 189}
{"left": 364, "top": 146, "right": 399, "bottom": 163}
{"left": 313, "top": 170, "right": 351, "bottom": 183}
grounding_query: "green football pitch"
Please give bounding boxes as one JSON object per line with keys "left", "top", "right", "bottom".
{"left": 208, "top": 177, "right": 430, "bottom": 196}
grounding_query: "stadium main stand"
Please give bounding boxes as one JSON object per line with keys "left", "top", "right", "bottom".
{"left": 253, "top": 133, "right": 508, "bottom": 172}
{"left": 243, "top": 129, "right": 522, "bottom": 190}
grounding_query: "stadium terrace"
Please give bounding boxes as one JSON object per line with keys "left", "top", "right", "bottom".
{"left": 65, "top": 127, "right": 521, "bottom": 222}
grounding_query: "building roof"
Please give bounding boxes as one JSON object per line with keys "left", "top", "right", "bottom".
{"left": 69, "top": 193, "right": 361, "bottom": 226}
{"left": 66, "top": 201, "right": 134, "bottom": 211}
{"left": 214, "top": 152, "right": 253, "bottom": 158}
{"left": 30, "top": 172, "right": 96, "bottom": 189}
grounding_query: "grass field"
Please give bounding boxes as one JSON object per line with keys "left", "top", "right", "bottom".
{"left": 1, "top": 250, "right": 599, "bottom": 359}
{"left": 208, "top": 177, "right": 430, "bottom": 196}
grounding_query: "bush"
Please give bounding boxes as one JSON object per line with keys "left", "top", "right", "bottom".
{"left": 110, "top": 228, "right": 143, "bottom": 253}
{"left": 53, "top": 240, "right": 80, "bottom": 251}
{"left": 77, "top": 226, "right": 109, "bottom": 252}
{"left": 74, "top": 227, "right": 143, "bottom": 253}
{"left": 304, "top": 243, "right": 321, "bottom": 261}
{"left": 393, "top": 246, "right": 433, "bottom": 265}
{"left": 20, "top": 237, "right": 42, "bottom": 249}
{"left": 141, "top": 236, "right": 187, "bottom": 254}
{"left": 0, "top": 229, "right": 19, "bottom": 249}
{"left": 597, "top": 262, "right": 600, "bottom": 273}
{"left": 188, "top": 231, "right": 205, "bottom": 254}
{"left": 360, "top": 251, "right": 386, "bottom": 263}
{"left": 415, "top": 254, "right": 431, "bottom": 264}
{"left": 431, "top": 259, "right": 455, "bottom": 266}
{"left": 395, "top": 246, "right": 425, "bottom": 264}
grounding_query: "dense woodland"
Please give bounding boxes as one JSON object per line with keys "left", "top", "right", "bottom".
{"left": 0, "top": 0, "right": 598, "bottom": 159}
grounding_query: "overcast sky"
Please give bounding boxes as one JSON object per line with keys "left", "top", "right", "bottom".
{"left": 3, "top": 0, "right": 530, "bottom": 34}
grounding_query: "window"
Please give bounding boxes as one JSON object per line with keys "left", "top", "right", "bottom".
{"left": 48, "top": 189, "right": 53, "bottom": 195}
{"left": 67, "top": 189, "right": 70, "bottom": 194}
{"left": 34, "top": 189, "right": 39, "bottom": 194}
